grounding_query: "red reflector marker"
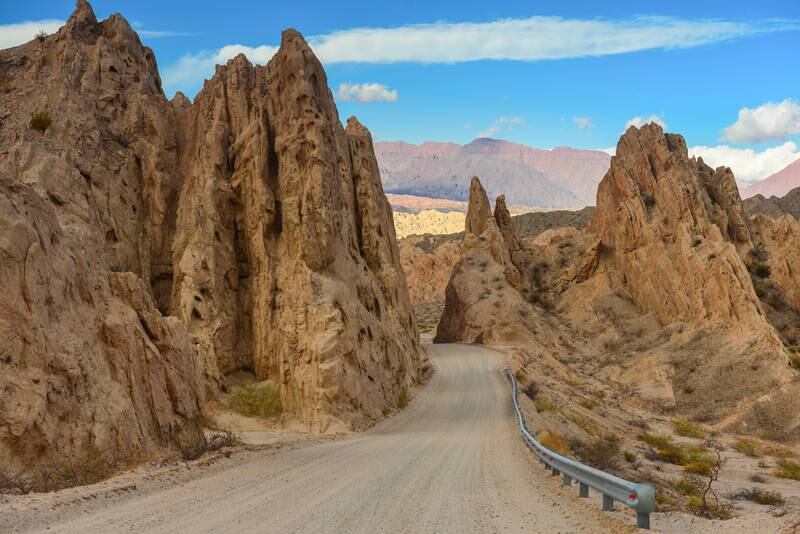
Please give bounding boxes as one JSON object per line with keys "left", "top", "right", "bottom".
{"left": 629, "top": 493, "right": 636, "bottom": 501}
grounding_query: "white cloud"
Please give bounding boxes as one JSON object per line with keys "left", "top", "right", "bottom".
{"left": 573, "top": 116, "right": 594, "bottom": 130}
{"left": 0, "top": 19, "right": 64, "bottom": 49}
{"left": 162, "top": 45, "right": 280, "bottom": 92}
{"left": 477, "top": 116, "right": 524, "bottom": 138}
{"left": 689, "top": 141, "right": 800, "bottom": 184}
{"left": 722, "top": 99, "right": 800, "bottom": 143}
{"left": 336, "top": 82, "right": 398, "bottom": 103}
{"left": 598, "top": 147, "right": 617, "bottom": 156}
{"left": 307, "top": 16, "right": 789, "bottom": 63}
{"left": 161, "top": 15, "right": 798, "bottom": 95}
{"left": 624, "top": 115, "right": 667, "bottom": 131}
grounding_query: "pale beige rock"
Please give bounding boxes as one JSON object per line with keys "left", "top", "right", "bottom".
{"left": 398, "top": 237, "right": 461, "bottom": 304}
{"left": 0, "top": 0, "right": 422, "bottom": 483}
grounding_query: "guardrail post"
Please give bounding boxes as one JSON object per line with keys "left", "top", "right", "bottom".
{"left": 602, "top": 495, "right": 614, "bottom": 512}
{"left": 551, "top": 468, "right": 559, "bottom": 477}
{"left": 562, "top": 474, "right": 571, "bottom": 486}
{"left": 578, "top": 482, "right": 589, "bottom": 497}
{"left": 637, "top": 512, "right": 650, "bottom": 530}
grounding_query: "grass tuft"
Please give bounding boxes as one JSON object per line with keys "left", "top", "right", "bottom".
{"left": 30, "top": 111, "right": 53, "bottom": 133}
{"left": 733, "top": 438, "right": 760, "bottom": 457}
{"left": 224, "top": 383, "right": 282, "bottom": 418}
{"left": 540, "top": 433, "right": 572, "bottom": 457}
{"left": 773, "top": 458, "right": 800, "bottom": 481}
{"left": 672, "top": 418, "right": 707, "bottom": 438}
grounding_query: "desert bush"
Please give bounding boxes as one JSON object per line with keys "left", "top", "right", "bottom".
{"left": 764, "top": 445, "right": 793, "bottom": 458}
{"left": 684, "top": 445, "right": 715, "bottom": 473}
{"left": 686, "top": 495, "right": 732, "bottom": 519}
{"left": 35, "top": 30, "right": 48, "bottom": 43}
{"left": 522, "top": 381, "right": 538, "bottom": 400}
{"left": 673, "top": 418, "right": 707, "bottom": 438}
{"left": 30, "top": 111, "right": 53, "bottom": 133}
{"left": 789, "top": 354, "right": 800, "bottom": 369}
{"left": 735, "top": 487, "right": 784, "bottom": 506}
{"left": 579, "top": 398, "right": 599, "bottom": 410}
{"left": 534, "top": 397, "right": 558, "bottom": 413}
{"left": 225, "top": 383, "right": 282, "bottom": 417}
{"left": 398, "top": 388, "right": 410, "bottom": 409}
{"left": 206, "top": 428, "right": 242, "bottom": 451}
{"left": 733, "top": 438, "right": 760, "bottom": 457}
{"left": 0, "top": 75, "right": 11, "bottom": 93}
{"left": 575, "top": 435, "right": 620, "bottom": 470}
{"left": 747, "top": 262, "right": 771, "bottom": 279}
{"left": 773, "top": 458, "right": 800, "bottom": 480}
{"left": 687, "top": 439, "right": 731, "bottom": 519}
{"left": 640, "top": 433, "right": 688, "bottom": 465}
{"left": 540, "top": 432, "right": 572, "bottom": 457}
{"left": 749, "top": 473, "right": 767, "bottom": 483}
{"left": 672, "top": 474, "right": 702, "bottom": 496}
{"left": 624, "top": 450, "right": 638, "bottom": 463}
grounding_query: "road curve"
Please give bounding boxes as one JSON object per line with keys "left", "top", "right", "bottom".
{"left": 6, "top": 344, "right": 613, "bottom": 533}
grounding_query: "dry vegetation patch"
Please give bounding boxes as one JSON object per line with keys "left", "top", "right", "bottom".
{"left": 224, "top": 384, "right": 282, "bottom": 418}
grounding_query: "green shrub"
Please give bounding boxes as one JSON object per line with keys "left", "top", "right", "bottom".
{"left": 790, "top": 354, "right": 800, "bottom": 369}
{"left": 224, "top": 383, "right": 282, "bottom": 418}
{"left": 733, "top": 438, "right": 760, "bottom": 457}
{"left": 773, "top": 458, "right": 800, "bottom": 480}
{"left": 672, "top": 418, "right": 707, "bottom": 438}
{"left": 624, "top": 450, "right": 637, "bottom": 463}
{"left": 30, "top": 111, "right": 53, "bottom": 133}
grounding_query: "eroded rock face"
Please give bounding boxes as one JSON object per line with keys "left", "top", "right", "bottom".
{"left": 587, "top": 124, "right": 762, "bottom": 329}
{"left": 435, "top": 177, "right": 546, "bottom": 344}
{"left": 580, "top": 124, "right": 798, "bottom": 436}
{"left": 0, "top": 0, "right": 422, "bottom": 479}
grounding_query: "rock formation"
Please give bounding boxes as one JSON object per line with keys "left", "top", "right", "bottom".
{"left": 435, "top": 178, "right": 554, "bottom": 344}
{"left": 435, "top": 125, "right": 800, "bottom": 439}
{"left": 571, "top": 124, "right": 800, "bottom": 436}
{"left": 0, "top": 0, "right": 421, "bottom": 483}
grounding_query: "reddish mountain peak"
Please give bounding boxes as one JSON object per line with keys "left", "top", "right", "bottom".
{"left": 742, "top": 159, "right": 800, "bottom": 199}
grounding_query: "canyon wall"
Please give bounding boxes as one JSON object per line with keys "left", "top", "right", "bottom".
{"left": 0, "top": 0, "right": 421, "bottom": 480}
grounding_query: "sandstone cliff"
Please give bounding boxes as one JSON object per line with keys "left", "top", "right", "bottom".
{"left": 0, "top": 0, "right": 421, "bottom": 483}
{"left": 434, "top": 125, "right": 800, "bottom": 439}
{"left": 0, "top": 2, "right": 209, "bottom": 481}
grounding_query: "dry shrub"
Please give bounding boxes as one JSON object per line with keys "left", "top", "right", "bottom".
{"left": 735, "top": 487, "right": 784, "bottom": 506}
{"left": 733, "top": 438, "right": 760, "bottom": 457}
{"left": 773, "top": 459, "right": 800, "bottom": 480}
{"left": 225, "top": 383, "right": 282, "bottom": 417}
{"left": 672, "top": 418, "right": 707, "bottom": 438}
{"left": 540, "top": 432, "right": 572, "bottom": 457}
{"left": 30, "top": 111, "right": 53, "bottom": 133}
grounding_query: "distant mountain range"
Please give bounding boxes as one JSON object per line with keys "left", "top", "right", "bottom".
{"left": 741, "top": 159, "right": 800, "bottom": 199}
{"left": 375, "top": 138, "right": 611, "bottom": 209}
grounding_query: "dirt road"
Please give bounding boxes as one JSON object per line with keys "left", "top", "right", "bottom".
{"left": 3, "top": 344, "right": 617, "bottom": 533}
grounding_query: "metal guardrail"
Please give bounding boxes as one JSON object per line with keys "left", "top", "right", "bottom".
{"left": 506, "top": 369, "right": 656, "bottom": 529}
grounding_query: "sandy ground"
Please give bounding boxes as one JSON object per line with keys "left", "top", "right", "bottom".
{"left": 1, "top": 344, "right": 642, "bottom": 534}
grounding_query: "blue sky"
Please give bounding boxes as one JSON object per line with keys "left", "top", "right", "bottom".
{"left": 2, "top": 0, "right": 800, "bottom": 183}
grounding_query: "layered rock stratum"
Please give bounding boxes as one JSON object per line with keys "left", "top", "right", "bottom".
{"left": 0, "top": 0, "right": 421, "bottom": 483}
